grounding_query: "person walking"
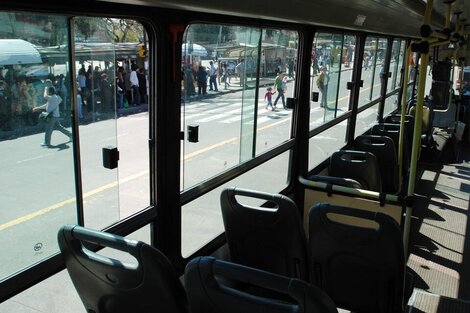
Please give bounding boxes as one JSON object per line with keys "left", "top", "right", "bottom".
{"left": 273, "top": 71, "right": 286, "bottom": 109}
{"left": 221, "top": 62, "right": 230, "bottom": 90}
{"left": 33, "top": 86, "right": 72, "bottom": 147}
{"left": 316, "top": 66, "right": 329, "bottom": 108}
{"left": 264, "top": 87, "right": 276, "bottom": 111}
{"left": 235, "top": 59, "right": 247, "bottom": 88}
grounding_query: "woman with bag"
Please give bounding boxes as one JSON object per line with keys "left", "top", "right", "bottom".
{"left": 33, "top": 86, "right": 72, "bottom": 147}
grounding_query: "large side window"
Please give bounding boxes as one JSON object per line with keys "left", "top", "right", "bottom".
{"left": 73, "top": 17, "right": 150, "bottom": 230}
{"left": 180, "top": 23, "right": 297, "bottom": 256}
{"left": 0, "top": 12, "right": 75, "bottom": 283}
{"left": 0, "top": 12, "right": 151, "bottom": 284}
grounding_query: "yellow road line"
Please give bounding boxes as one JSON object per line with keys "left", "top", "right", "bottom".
{"left": 0, "top": 115, "right": 288, "bottom": 231}
{"left": 0, "top": 170, "right": 149, "bottom": 232}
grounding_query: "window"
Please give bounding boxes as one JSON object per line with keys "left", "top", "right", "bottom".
{"left": 388, "top": 39, "right": 405, "bottom": 93}
{"left": 0, "top": 12, "right": 150, "bottom": 283}
{"left": 180, "top": 23, "right": 297, "bottom": 255}
{"left": 359, "top": 37, "right": 388, "bottom": 107}
{"left": 181, "top": 24, "right": 297, "bottom": 190}
{"left": 310, "top": 32, "right": 356, "bottom": 129}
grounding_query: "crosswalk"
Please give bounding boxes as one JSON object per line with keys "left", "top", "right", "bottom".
{"left": 183, "top": 97, "right": 376, "bottom": 128}
{"left": 183, "top": 99, "right": 292, "bottom": 126}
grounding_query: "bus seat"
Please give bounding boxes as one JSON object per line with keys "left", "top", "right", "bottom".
{"left": 308, "top": 203, "right": 410, "bottom": 313}
{"left": 354, "top": 135, "right": 398, "bottom": 193}
{"left": 409, "top": 105, "right": 431, "bottom": 134}
{"left": 57, "top": 225, "right": 188, "bottom": 313}
{"left": 220, "top": 187, "right": 308, "bottom": 280}
{"left": 384, "top": 114, "right": 415, "bottom": 126}
{"left": 371, "top": 123, "right": 411, "bottom": 176}
{"left": 384, "top": 114, "right": 415, "bottom": 149}
{"left": 308, "top": 175, "right": 363, "bottom": 189}
{"left": 185, "top": 256, "right": 338, "bottom": 313}
{"left": 329, "top": 150, "right": 382, "bottom": 192}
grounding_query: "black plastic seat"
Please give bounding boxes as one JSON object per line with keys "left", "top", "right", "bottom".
{"left": 220, "top": 187, "right": 307, "bottom": 280}
{"left": 384, "top": 114, "right": 415, "bottom": 156}
{"left": 308, "top": 203, "right": 410, "bottom": 313}
{"left": 371, "top": 123, "right": 411, "bottom": 176}
{"left": 329, "top": 150, "right": 382, "bottom": 192}
{"left": 185, "top": 256, "right": 338, "bottom": 313}
{"left": 57, "top": 225, "right": 188, "bottom": 313}
{"left": 354, "top": 135, "right": 398, "bottom": 193}
{"left": 308, "top": 174, "right": 363, "bottom": 189}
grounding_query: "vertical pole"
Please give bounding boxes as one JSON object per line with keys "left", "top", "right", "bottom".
{"left": 398, "top": 44, "right": 411, "bottom": 193}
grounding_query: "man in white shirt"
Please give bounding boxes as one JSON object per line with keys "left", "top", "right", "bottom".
{"left": 130, "top": 64, "right": 140, "bottom": 105}
{"left": 209, "top": 61, "right": 218, "bottom": 91}
{"left": 33, "top": 86, "right": 72, "bottom": 147}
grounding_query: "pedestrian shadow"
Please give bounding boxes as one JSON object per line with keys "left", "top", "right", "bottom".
{"left": 49, "top": 142, "right": 71, "bottom": 151}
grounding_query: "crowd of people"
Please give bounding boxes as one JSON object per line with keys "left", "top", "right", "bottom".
{"left": 182, "top": 57, "right": 296, "bottom": 100}
{"left": 76, "top": 62, "right": 148, "bottom": 119}
{"left": 0, "top": 61, "right": 148, "bottom": 136}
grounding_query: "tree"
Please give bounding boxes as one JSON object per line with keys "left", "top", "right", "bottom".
{"left": 105, "top": 18, "right": 144, "bottom": 43}
{"left": 74, "top": 17, "right": 108, "bottom": 41}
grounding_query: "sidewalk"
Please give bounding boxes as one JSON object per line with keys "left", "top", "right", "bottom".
{"left": 183, "top": 76, "right": 290, "bottom": 103}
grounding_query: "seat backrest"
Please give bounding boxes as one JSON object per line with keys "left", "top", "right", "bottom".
{"left": 354, "top": 135, "right": 398, "bottom": 193}
{"left": 308, "top": 174, "right": 363, "bottom": 189}
{"left": 185, "top": 256, "right": 338, "bottom": 313}
{"left": 371, "top": 123, "right": 410, "bottom": 175}
{"left": 57, "top": 225, "right": 188, "bottom": 313}
{"left": 308, "top": 203, "right": 405, "bottom": 313}
{"left": 329, "top": 150, "right": 382, "bottom": 192}
{"left": 384, "top": 114, "right": 415, "bottom": 152}
{"left": 220, "top": 187, "right": 308, "bottom": 280}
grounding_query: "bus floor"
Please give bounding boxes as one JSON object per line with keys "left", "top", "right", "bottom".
{"left": 406, "top": 141, "right": 470, "bottom": 313}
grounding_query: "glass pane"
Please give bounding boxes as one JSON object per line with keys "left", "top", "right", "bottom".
{"left": 308, "top": 120, "right": 348, "bottom": 170}
{"left": 383, "top": 93, "right": 399, "bottom": 118}
{"left": 74, "top": 17, "right": 150, "bottom": 228}
{"left": 338, "top": 35, "right": 356, "bottom": 112}
{"left": 388, "top": 39, "right": 401, "bottom": 93}
{"left": 181, "top": 24, "right": 295, "bottom": 190}
{"left": 354, "top": 103, "right": 379, "bottom": 137}
{"left": 310, "top": 33, "right": 352, "bottom": 129}
{"left": 372, "top": 38, "right": 388, "bottom": 99}
{"left": 359, "top": 36, "right": 378, "bottom": 107}
{"left": 74, "top": 17, "right": 119, "bottom": 229}
{"left": 182, "top": 151, "right": 290, "bottom": 257}
{"left": 0, "top": 12, "right": 76, "bottom": 282}
{"left": 256, "top": 29, "right": 297, "bottom": 155}
{"left": 239, "top": 27, "right": 260, "bottom": 162}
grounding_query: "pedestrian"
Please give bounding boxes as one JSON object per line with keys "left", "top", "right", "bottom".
{"left": 138, "top": 68, "right": 147, "bottom": 104}
{"left": 56, "top": 74, "right": 68, "bottom": 111}
{"left": 99, "top": 73, "right": 114, "bottom": 114}
{"left": 264, "top": 87, "right": 276, "bottom": 111}
{"left": 235, "top": 59, "right": 247, "bottom": 88}
{"left": 116, "top": 72, "right": 125, "bottom": 109}
{"left": 209, "top": 61, "right": 218, "bottom": 91}
{"left": 197, "top": 65, "right": 208, "bottom": 96}
{"left": 221, "top": 62, "right": 230, "bottom": 90}
{"left": 76, "top": 84, "right": 83, "bottom": 120}
{"left": 130, "top": 64, "right": 140, "bottom": 105}
{"left": 273, "top": 71, "right": 286, "bottom": 109}
{"left": 33, "top": 86, "right": 72, "bottom": 147}
{"left": 316, "top": 66, "right": 329, "bottom": 108}
{"left": 184, "top": 64, "right": 195, "bottom": 98}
